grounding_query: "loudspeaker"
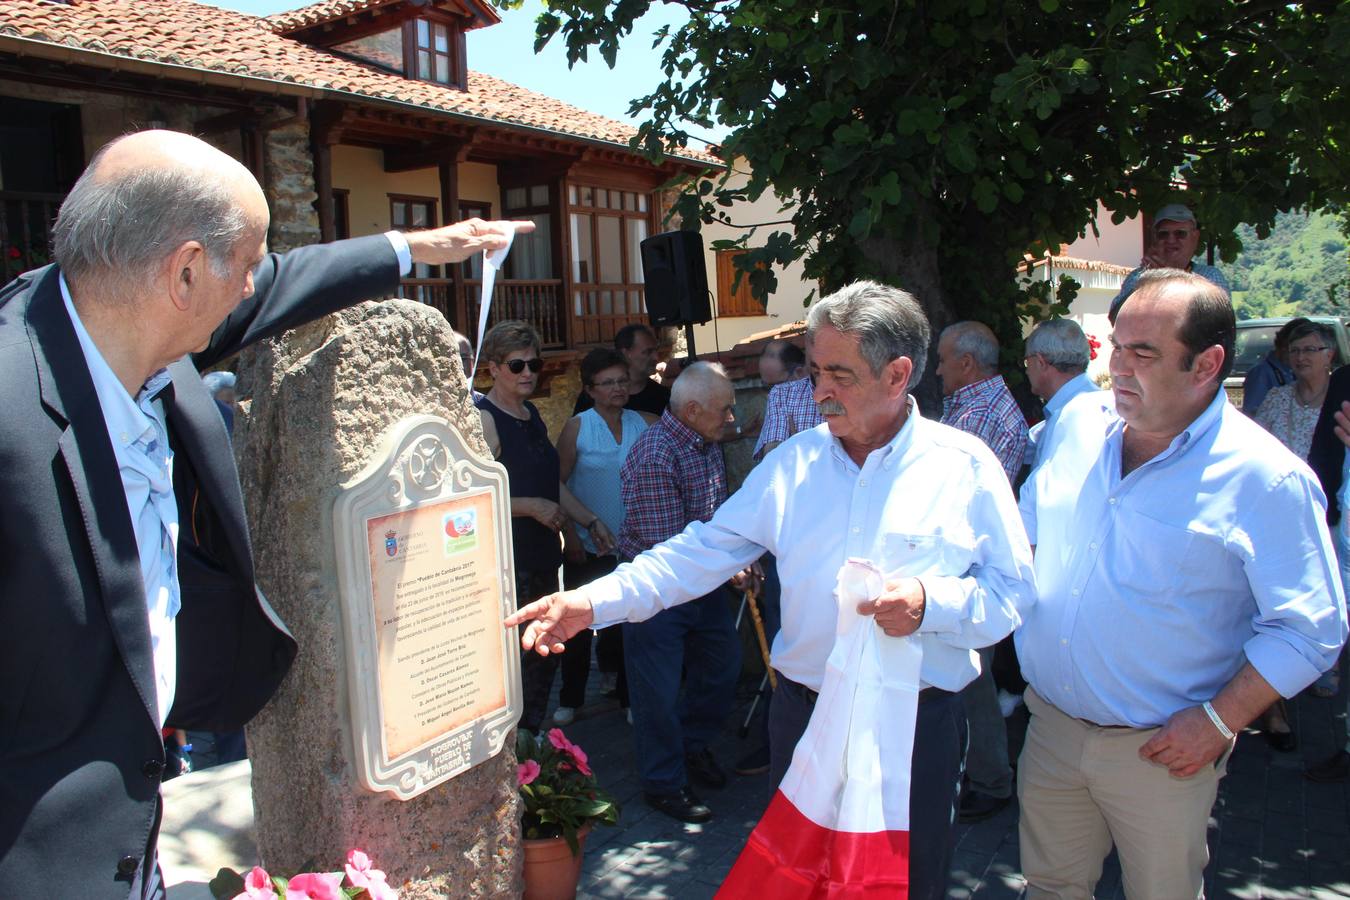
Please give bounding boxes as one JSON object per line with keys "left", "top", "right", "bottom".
{"left": 641, "top": 230, "right": 711, "bottom": 327}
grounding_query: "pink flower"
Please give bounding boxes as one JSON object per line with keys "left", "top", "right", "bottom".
{"left": 517, "top": 759, "right": 541, "bottom": 786}
{"left": 232, "top": 867, "right": 278, "bottom": 900}
{"left": 345, "top": 849, "right": 399, "bottom": 900}
{"left": 546, "top": 728, "right": 592, "bottom": 777}
{"left": 284, "top": 872, "right": 344, "bottom": 900}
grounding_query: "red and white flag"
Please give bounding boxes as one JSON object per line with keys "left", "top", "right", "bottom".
{"left": 718, "top": 559, "right": 923, "bottom": 899}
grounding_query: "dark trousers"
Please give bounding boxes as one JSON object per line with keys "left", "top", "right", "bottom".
{"left": 768, "top": 675, "right": 968, "bottom": 900}
{"left": 624, "top": 587, "right": 741, "bottom": 794}
{"left": 516, "top": 567, "right": 561, "bottom": 733}
{"left": 560, "top": 553, "right": 626, "bottom": 708}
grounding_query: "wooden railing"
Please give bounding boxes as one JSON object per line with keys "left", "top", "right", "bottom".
{"left": 396, "top": 278, "right": 568, "bottom": 349}
{"left": 1, "top": 190, "right": 63, "bottom": 283}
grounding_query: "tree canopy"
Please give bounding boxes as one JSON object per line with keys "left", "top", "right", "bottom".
{"left": 502, "top": 0, "right": 1350, "bottom": 392}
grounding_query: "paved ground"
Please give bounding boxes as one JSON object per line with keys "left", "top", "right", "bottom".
{"left": 555, "top": 663, "right": 1350, "bottom": 899}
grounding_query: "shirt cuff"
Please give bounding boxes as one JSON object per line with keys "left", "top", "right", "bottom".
{"left": 1245, "top": 632, "right": 1329, "bottom": 698}
{"left": 914, "top": 574, "right": 964, "bottom": 635}
{"left": 384, "top": 231, "right": 412, "bottom": 277}
{"left": 585, "top": 574, "right": 630, "bottom": 629}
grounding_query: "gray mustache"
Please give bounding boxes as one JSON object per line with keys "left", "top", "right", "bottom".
{"left": 817, "top": 399, "right": 846, "bottom": 416}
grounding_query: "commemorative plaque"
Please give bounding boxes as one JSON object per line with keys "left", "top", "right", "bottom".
{"left": 333, "top": 414, "right": 520, "bottom": 800}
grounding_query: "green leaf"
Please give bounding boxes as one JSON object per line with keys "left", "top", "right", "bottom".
{"left": 944, "top": 134, "right": 978, "bottom": 174}
{"left": 972, "top": 178, "right": 999, "bottom": 213}
{"left": 1039, "top": 0, "right": 1059, "bottom": 11}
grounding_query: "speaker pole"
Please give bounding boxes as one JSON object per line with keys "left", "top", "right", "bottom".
{"left": 684, "top": 322, "right": 697, "bottom": 360}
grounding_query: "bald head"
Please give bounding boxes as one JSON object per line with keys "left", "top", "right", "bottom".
{"left": 53, "top": 129, "right": 268, "bottom": 303}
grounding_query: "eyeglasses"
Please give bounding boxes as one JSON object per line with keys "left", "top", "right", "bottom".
{"left": 501, "top": 357, "right": 544, "bottom": 374}
{"left": 1289, "top": 346, "right": 1332, "bottom": 356}
{"left": 591, "top": 377, "right": 631, "bottom": 389}
{"left": 1154, "top": 228, "right": 1193, "bottom": 241}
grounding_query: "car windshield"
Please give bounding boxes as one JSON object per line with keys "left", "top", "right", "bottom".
{"left": 1232, "top": 325, "right": 1281, "bottom": 379}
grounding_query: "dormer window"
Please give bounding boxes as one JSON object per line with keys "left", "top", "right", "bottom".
{"left": 327, "top": 17, "right": 465, "bottom": 88}
{"left": 414, "top": 20, "right": 455, "bottom": 86}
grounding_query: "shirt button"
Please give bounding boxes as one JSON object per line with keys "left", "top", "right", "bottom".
{"left": 1089, "top": 542, "right": 1098, "bottom": 551}
{"left": 1071, "top": 588, "right": 1080, "bottom": 596}
{"left": 1108, "top": 498, "right": 1118, "bottom": 506}
{"left": 117, "top": 855, "right": 140, "bottom": 876}
{"left": 852, "top": 526, "right": 861, "bottom": 534}
{"left": 859, "top": 479, "right": 867, "bottom": 487}
{"left": 1061, "top": 638, "right": 1068, "bottom": 646}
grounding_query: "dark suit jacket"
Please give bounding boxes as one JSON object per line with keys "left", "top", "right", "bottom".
{"left": 0, "top": 235, "right": 401, "bottom": 896}
{"left": 1309, "top": 364, "right": 1350, "bottom": 525}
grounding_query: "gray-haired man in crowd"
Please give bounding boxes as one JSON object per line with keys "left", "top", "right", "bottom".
{"left": 508, "top": 280, "right": 1036, "bottom": 899}
{"left": 1024, "top": 318, "right": 1099, "bottom": 468}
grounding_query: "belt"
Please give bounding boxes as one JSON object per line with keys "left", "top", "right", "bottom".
{"left": 780, "top": 673, "right": 954, "bottom": 706}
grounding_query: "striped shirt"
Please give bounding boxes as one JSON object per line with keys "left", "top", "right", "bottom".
{"left": 754, "top": 376, "right": 825, "bottom": 460}
{"left": 617, "top": 410, "right": 727, "bottom": 561}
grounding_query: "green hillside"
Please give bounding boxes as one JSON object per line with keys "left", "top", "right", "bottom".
{"left": 1228, "top": 210, "right": 1350, "bottom": 320}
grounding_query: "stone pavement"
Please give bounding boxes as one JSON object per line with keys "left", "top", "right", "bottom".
{"left": 557, "top": 667, "right": 1350, "bottom": 899}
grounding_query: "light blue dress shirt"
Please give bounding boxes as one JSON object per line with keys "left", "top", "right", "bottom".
{"left": 1018, "top": 388, "right": 1348, "bottom": 727}
{"left": 586, "top": 400, "right": 1037, "bottom": 692}
{"left": 1026, "top": 372, "right": 1099, "bottom": 468}
{"left": 62, "top": 275, "right": 181, "bottom": 726}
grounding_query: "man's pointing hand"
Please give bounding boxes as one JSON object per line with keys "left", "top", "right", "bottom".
{"left": 503, "top": 589, "right": 596, "bottom": 656}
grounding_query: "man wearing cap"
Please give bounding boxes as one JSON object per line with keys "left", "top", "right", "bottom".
{"left": 1109, "top": 203, "right": 1230, "bottom": 321}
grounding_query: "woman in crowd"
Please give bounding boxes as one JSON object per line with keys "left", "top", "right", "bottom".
{"left": 1254, "top": 319, "right": 1339, "bottom": 748}
{"left": 477, "top": 321, "right": 613, "bottom": 733}
{"left": 551, "top": 348, "right": 657, "bottom": 725}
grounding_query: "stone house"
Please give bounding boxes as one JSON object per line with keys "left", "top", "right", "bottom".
{"left": 0, "top": 0, "right": 719, "bottom": 421}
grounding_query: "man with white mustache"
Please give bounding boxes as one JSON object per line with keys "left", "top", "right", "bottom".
{"left": 507, "top": 280, "right": 1035, "bottom": 898}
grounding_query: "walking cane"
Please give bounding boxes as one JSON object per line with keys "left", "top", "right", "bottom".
{"left": 743, "top": 584, "right": 777, "bottom": 692}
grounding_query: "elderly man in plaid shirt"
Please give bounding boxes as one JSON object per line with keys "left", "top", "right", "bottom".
{"left": 612, "top": 361, "right": 743, "bottom": 824}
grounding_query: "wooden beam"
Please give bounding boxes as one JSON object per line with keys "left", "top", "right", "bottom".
{"left": 383, "top": 138, "right": 468, "bottom": 172}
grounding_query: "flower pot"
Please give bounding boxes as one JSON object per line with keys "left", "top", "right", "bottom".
{"left": 521, "top": 823, "right": 592, "bottom": 900}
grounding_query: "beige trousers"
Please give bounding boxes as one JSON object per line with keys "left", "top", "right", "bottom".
{"left": 1018, "top": 687, "right": 1230, "bottom": 900}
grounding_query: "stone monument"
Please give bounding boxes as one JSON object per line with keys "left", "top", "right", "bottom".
{"left": 235, "top": 299, "right": 521, "bottom": 897}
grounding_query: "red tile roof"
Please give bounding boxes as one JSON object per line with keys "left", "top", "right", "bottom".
{"left": 268, "top": 0, "right": 498, "bottom": 34}
{"left": 1020, "top": 255, "right": 1133, "bottom": 277}
{"left": 0, "top": 0, "right": 718, "bottom": 165}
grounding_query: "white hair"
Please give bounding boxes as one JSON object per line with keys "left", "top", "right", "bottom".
{"left": 670, "top": 360, "right": 730, "bottom": 409}
{"left": 941, "top": 321, "right": 1000, "bottom": 373}
{"left": 1026, "top": 318, "right": 1090, "bottom": 373}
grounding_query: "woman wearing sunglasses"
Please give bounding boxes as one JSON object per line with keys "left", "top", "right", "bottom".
{"left": 477, "top": 320, "right": 614, "bottom": 734}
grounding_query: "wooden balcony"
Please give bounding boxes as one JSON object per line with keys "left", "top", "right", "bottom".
{"left": 396, "top": 278, "right": 568, "bottom": 350}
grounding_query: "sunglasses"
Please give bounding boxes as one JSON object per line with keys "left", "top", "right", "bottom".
{"left": 1154, "top": 228, "right": 1193, "bottom": 241}
{"left": 501, "top": 358, "right": 544, "bottom": 374}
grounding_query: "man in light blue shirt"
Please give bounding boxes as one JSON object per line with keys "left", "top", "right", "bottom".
{"left": 509, "top": 280, "right": 1036, "bottom": 899}
{"left": 1017, "top": 269, "right": 1346, "bottom": 899}
{"left": 1023, "top": 318, "right": 1099, "bottom": 468}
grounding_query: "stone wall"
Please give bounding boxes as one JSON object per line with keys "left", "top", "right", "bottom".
{"left": 261, "top": 115, "right": 321, "bottom": 253}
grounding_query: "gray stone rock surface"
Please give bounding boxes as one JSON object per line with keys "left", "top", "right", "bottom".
{"left": 235, "top": 299, "right": 520, "bottom": 898}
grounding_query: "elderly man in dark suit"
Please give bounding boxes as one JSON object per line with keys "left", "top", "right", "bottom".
{"left": 0, "top": 129, "right": 530, "bottom": 898}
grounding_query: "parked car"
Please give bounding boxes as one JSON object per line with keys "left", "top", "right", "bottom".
{"left": 1225, "top": 316, "right": 1350, "bottom": 405}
